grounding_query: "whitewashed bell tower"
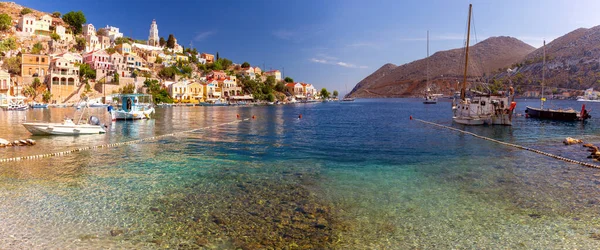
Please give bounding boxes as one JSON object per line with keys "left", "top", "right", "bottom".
{"left": 148, "top": 19, "right": 159, "bottom": 47}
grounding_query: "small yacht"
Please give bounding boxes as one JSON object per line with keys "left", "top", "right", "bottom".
{"left": 6, "top": 96, "right": 29, "bottom": 110}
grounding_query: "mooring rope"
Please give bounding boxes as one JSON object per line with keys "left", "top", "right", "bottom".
{"left": 414, "top": 118, "right": 600, "bottom": 169}
{"left": 0, "top": 118, "right": 250, "bottom": 163}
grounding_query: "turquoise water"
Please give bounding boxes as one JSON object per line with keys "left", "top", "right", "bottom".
{"left": 1, "top": 99, "right": 600, "bottom": 248}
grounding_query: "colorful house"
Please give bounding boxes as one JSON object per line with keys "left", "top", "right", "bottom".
{"left": 17, "top": 14, "right": 36, "bottom": 34}
{"left": 21, "top": 54, "right": 50, "bottom": 78}
{"left": 264, "top": 70, "right": 282, "bottom": 81}
{"left": 115, "top": 43, "right": 132, "bottom": 55}
{"left": 286, "top": 82, "right": 304, "bottom": 98}
{"left": 83, "top": 50, "right": 112, "bottom": 71}
{"left": 169, "top": 81, "right": 188, "bottom": 102}
{"left": 187, "top": 81, "right": 204, "bottom": 103}
{"left": 301, "top": 83, "right": 316, "bottom": 98}
{"left": 0, "top": 70, "right": 11, "bottom": 99}
{"left": 200, "top": 53, "right": 214, "bottom": 63}
{"left": 204, "top": 80, "right": 220, "bottom": 100}
{"left": 48, "top": 57, "right": 80, "bottom": 103}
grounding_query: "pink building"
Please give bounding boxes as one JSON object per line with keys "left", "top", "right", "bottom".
{"left": 83, "top": 49, "right": 112, "bottom": 71}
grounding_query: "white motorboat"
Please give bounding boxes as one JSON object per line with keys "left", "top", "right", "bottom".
{"left": 22, "top": 117, "right": 106, "bottom": 135}
{"left": 109, "top": 94, "right": 155, "bottom": 120}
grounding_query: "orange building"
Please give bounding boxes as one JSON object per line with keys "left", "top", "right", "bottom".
{"left": 21, "top": 54, "right": 50, "bottom": 78}
{"left": 201, "top": 53, "right": 214, "bottom": 63}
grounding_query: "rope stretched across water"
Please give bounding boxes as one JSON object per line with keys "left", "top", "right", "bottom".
{"left": 414, "top": 118, "right": 600, "bottom": 169}
{"left": 0, "top": 118, "right": 250, "bottom": 163}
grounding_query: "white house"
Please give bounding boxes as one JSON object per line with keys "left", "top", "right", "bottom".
{"left": 17, "top": 14, "right": 36, "bottom": 34}
{"left": 103, "top": 25, "right": 123, "bottom": 42}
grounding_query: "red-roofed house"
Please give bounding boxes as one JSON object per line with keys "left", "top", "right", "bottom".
{"left": 286, "top": 82, "right": 303, "bottom": 97}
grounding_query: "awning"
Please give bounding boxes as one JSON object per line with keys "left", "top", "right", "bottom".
{"left": 137, "top": 67, "right": 151, "bottom": 71}
{"left": 229, "top": 95, "right": 254, "bottom": 100}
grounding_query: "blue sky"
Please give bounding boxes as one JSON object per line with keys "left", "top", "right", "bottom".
{"left": 17, "top": 0, "right": 600, "bottom": 95}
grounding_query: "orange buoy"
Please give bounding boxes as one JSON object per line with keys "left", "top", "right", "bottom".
{"left": 237, "top": 114, "right": 240, "bottom": 119}
{"left": 410, "top": 115, "right": 413, "bottom": 120}
{"left": 252, "top": 115, "right": 255, "bottom": 119}
{"left": 299, "top": 114, "right": 302, "bottom": 119}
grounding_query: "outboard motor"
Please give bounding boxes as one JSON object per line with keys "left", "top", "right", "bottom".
{"left": 88, "top": 116, "right": 101, "bottom": 126}
{"left": 107, "top": 105, "right": 113, "bottom": 113}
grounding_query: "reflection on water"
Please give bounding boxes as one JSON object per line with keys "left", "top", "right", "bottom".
{"left": 0, "top": 100, "right": 600, "bottom": 248}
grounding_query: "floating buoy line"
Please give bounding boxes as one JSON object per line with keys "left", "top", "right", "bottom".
{"left": 0, "top": 118, "right": 250, "bottom": 163}
{"left": 413, "top": 118, "right": 600, "bottom": 169}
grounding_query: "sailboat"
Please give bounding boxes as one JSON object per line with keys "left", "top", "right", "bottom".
{"left": 423, "top": 30, "right": 437, "bottom": 104}
{"left": 342, "top": 84, "right": 355, "bottom": 102}
{"left": 452, "top": 4, "right": 516, "bottom": 125}
{"left": 525, "top": 41, "right": 590, "bottom": 121}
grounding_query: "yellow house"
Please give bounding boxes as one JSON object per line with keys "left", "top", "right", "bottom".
{"left": 169, "top": 81, "right": 188, "bottom": 102}
{"left": 115, "top": 43, "right": 133, "bottom": 55}
{"left": 175, "top": 54, "right": 189, "bottom": 62}
{"left": 187, "top": 81, "right": 204, "bottom": 103}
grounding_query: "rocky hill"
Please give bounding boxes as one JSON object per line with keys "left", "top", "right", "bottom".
{"left": 349, "top": 36, "right": 535, "bottom": 98}
{"left": 492, "top": 26, "right": 600, "bottom": 95}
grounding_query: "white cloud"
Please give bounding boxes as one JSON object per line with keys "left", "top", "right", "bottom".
{"left": 311, "top": 58, "right": 328, "bottom": 64}
{"left": 194, "top": 31, "right": 215, "bottom": 41}
{"left": 310, "top": 58, "right": 367, "bottom": 69}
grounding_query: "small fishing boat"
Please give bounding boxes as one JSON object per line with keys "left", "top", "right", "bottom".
{"left": 201, "top": 99, "right": 229, "bottom": 106}
{"left": 89, "top": 102, "right": 108, "bottom": 108}
{"left": 342, "top": 97, "right": 355, "bottom": 102}
{"left": 22, "top": 117, "right": 106, "bottom": 135}
{"left": 156, "top": 103, "right": 174, "bottom": 107}
{"left": 31, "top": 102, "right": 48, "bottom": 108}
{"left": 109, "top": 94, "right": 155, "bottom": 120}
{"left": 525, "top": 41, "right": 590, "bottom": 121}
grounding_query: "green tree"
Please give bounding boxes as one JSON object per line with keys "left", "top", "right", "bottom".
{"left": 241, "top": 62, "right": 250, "bottom": 68}
{"left": 114, "top": 37, "right": 131, "bottom": 45}
{"left": 275, "top": 82, "right": 286, "bottom": 92}
{"left": 265, "top": 75, "right": 276, "bottom": 86}
{"left": 159, "top": 37, "right": 166, "bottom": 47}
{"left": 0, "top": 13, "right": 11, "bottom": 31}
{"left": 0, "top": 37, "right": 17, "bottom": 52}
{"left": 218, "top": 58, "right": 232, "bottom": 70}
{"left": 155, "top": 57, "right": 163, "bottom": 64}
{"left": 158, "top": 67, "right": 177, "bottom": 79}
{"left": 79, "top": 63, "right": 96, "bottom": 79}
{"left": 284, "top": 77, "right": 294, "bottom": 83}
{"left": 216, "top": 52, "right": 219, "bottom": 60}
{"left": 113, "top": 72, "right": 119, "bottom": 84}
{"left": 31, "top": 42, "right": 44, "bottom": 54}
{"left": 42, "top": 90, "right": 52, "bottom": 103}
{"left": 24, "top": 77, "right": 46, "bottom": 101}
{"left": 105, "top": 47, "right": 116, "bottom": 54}
{"left": 2, "top": 56, "right": 20, "bottom": 74}
{"left": 144, "top": 78, "right": 173, "bottom": 103}
{"left": 20, "top": 8, "right": 32, "bottom": 15}
{"left": 120, "top": 83, "right": 135, "bottom": 94}
{"left": 62, "top": 11, "right": 86, "bottom": 34}
{"left": 50, "top": 33, "right": 60, "bottom": 41}
{"left": 333, "top": 90, "right": 338, "bottom": 98}
{"left": 52, "top": 11, "right": 61, "bottom": 18}
{"left": 320, "top": 88, "right": 330, "bottom": 99}
{"left": 75, "top": 37, "right": 86, "bottom": 51}
{"left": 96, "top": 28, "right": 108, "bottom": 37}
{"left": 166, "top": 34, "right": 175, "bottom": 48}
{"left": 267, "top": 93, "right": 275, "bottom": 102}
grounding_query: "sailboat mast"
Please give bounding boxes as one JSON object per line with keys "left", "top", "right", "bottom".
{"left": 541, "top": 40, "right": 545, "bottom": 109}
{"left": 427, "top": 30, "right": 429, "bottom": 88}
{"left": 461, "top": 4, "right": 472, "bottom": 101}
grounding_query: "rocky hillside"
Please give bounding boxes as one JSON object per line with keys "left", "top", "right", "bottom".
{"left": 493, "top": 25, "right": 600, "bottom": 95}
{"left": 349, "top": 36, "right": 535, "bottom": 98}
{"left": 345, "top": 63, "right": 396, "bottom": 98}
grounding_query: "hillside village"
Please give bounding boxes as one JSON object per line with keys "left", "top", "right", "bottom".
{"left": 0, "top": 2, "right": 328, "bottom": 105}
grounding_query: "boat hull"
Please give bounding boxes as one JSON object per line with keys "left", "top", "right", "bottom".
{"left": 423, "top": 101, "right": 437, "bottom": 104}
{"left": 22, "top": 123, "right": 106, "bottom": 135}
{"left": 525, "top": 106, "right": 583, "bottom": 121}
{"left": 111, "top": 108, "right": 155, "bottom": 120}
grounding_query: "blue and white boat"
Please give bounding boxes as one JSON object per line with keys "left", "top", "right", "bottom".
{"left": 109, "top": 94, "right": 155, "bottom": 120}
{"left": 201, "top": 99, "right": 228, "bottom": 106}
{"left": 31, "top": 102, "right": 48, "bottom": 108}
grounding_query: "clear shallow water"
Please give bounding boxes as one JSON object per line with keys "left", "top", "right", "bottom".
{"left": 1, "top": 99, "right": 600, "bottom": 248}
